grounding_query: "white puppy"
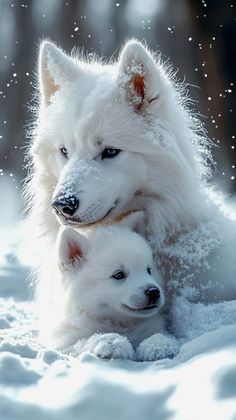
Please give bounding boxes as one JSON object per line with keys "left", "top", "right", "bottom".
{"left": 45, "top": 213, "right": 179, "bottom": 361}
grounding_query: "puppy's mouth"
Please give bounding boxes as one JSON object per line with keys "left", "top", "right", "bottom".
{"left": 122, "top": 304, "right": 158, "bottom": 312}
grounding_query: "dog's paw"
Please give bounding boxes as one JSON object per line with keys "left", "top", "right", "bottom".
{"left": 136, "top": 333, "right": 180, "bottom": 362}
{"left": 84, "top": 333, "right": 134, "bottom": 360}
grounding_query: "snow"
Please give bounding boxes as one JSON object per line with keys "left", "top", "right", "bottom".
{"left": 1, "top": 238, "right": 236, "bottom": 420}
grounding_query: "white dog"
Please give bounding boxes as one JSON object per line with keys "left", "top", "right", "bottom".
{"left": 25, "top": 39, "right": 236, "bottom": 337}
{"left": 45, "top": 213, "right": 179, "bottom": 361}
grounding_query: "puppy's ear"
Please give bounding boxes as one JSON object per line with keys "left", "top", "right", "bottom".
{"left": 118, "top": 40, "right": 161, "bottom": 112}
{"left": 39, "top": 41, "right": 77, "bottom": 105}
{"left": 57, "top": 227, "right": 89, "bottom": 271}
{"left": 118, "top": 211, "right": 145, "bottom": 234}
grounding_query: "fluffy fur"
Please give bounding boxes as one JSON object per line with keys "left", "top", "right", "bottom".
{"left": 24, "top": 39, "right": 236, "bottom": 339}
{"left": 47, "top": 213, "right": 179, "bottom": 360}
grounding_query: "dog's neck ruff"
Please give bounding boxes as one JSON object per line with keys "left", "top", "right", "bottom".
{"left": 135, "top": 190, "right": 161, "bottom": 200}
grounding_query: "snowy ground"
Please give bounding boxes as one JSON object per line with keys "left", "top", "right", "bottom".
{"left": 0, "top": 180, "right": 236, "bottom": 420}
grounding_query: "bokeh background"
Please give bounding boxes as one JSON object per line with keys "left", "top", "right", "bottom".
{"left": 0, "top": 0, "right": 235, "bottom": 236}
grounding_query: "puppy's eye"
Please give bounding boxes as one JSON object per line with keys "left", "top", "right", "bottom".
{"left": 112, "top": 270, "right": 125, "bottom": 280}
{"left": 147, "top": 267, "right": 151, "bottom": 275}
{"left": 60, "top": 146, "right": 68, "bottom": 159}
{"left": 101, "top": 147, "right": 121, "bottom": 160}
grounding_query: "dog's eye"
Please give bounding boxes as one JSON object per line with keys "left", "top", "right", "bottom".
{"left": 101, "top": 147, "right": 121, "bottom": 160}
{"left": 147, "top": 267, "right": 151, "bottom": 275}
{"left": 60, "top": 146, "right": 68, "bottom": 159}
{"left": 112, "top": 270, "right": 125, "bottom": 280}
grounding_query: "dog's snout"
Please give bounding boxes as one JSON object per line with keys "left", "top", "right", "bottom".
{"left": 52, "top": 194, "right": 79, "bottom": 218}
{"left": 145, "top": 287, "right": 160, "bottom": 304}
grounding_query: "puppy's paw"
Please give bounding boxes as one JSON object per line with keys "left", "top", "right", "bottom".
{"left": 136, "top": 333, "right": 180, "bottom": 362}
{"left": 84, "top": 333, "right": 134, "bottom": 360}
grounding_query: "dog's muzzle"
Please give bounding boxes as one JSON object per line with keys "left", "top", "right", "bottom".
{"left": 52, "top": 194, "right": 79, "bottom": 219}
{"left": 145, "top": 287, "right": 160, "bottom": 305}
{"left": 122, "top": 287, "right": 162, "bottom": 313}
{"left": 52, "top": 195, "right": 121, "bottom": 226}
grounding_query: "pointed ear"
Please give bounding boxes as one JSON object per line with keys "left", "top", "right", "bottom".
{"left": 39, "top": 41, "right": 77, "bottom": 105}
{"left": 118, "top": 211, "right": 145, "bottom": 234}
{"left": 57, "top": 227, "right": 89, "bottom": 271}
{"left": 118, "top": 40, "right": 160, "bottom": 112}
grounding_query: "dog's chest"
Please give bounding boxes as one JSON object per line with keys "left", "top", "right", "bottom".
{"left": 76, "top": 313, "right": 134, "bottom": 338}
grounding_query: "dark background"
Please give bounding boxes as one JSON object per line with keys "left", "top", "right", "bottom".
{"left": 0, "top": 0, "right": 235, "bottom": 201}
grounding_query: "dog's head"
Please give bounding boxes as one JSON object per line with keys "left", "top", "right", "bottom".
{"left": 57, "top": 212, "right": 164, "bottom": 322}
{"left": 34, "top": 39, "right": 205, "bottom": 230}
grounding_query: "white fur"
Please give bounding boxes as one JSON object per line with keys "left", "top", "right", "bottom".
{"left": 46, "top": 219, "right": 178, "bottom": 360}
{"left": 24, "top": 39, "right": 236, "bottom": 340}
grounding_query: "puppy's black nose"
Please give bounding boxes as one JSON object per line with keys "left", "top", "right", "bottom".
{"left": 52, "top": 195, "right": 79, "bottom": 218}
{"left": 145, "top": 287, "right": 160, "bottom": 305}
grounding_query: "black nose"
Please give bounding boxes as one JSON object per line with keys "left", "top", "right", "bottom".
{"left": 52, "top": 195, "right": 79, "bottom": 218}
{"left": 145, "top": 287, "right": 160, "bottom": 305}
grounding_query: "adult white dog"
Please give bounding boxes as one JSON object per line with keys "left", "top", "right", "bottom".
{"left": 48, "top": 213, "right": 179, "bottom": 360}
{"left": 25, "top": 39, "right": 236, "bottom": 335}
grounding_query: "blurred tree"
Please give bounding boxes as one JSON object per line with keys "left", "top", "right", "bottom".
{"left": 188, "top": 0, "right": 236, "bottom": 191}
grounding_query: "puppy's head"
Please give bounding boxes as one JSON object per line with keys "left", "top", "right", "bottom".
{"left": 57, "top": 212, "right": 164, "bottom": 322}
